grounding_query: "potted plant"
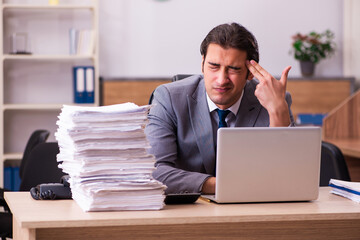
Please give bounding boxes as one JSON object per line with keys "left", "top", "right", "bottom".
{"left": 291, "top": 30, "right": 335, "bottom": 77}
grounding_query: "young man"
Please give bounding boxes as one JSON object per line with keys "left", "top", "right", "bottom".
{"left": 145, "top": 23, "right": 295, "bottom": 194}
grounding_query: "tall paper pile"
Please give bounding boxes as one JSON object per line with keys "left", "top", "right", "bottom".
{"left": 55, "top": 103, "right": 166, "bottom": 211}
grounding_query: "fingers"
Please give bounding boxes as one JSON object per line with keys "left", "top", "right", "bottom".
{"left": 247, "top": 60, "right": 291, "bottom": 88}
{"left": 246, "top": 60, "right": 262, "bottom": 81}
{"left": 250, "top": 60, "right": 271, "bottom": 78}
{"left": 246, "top": 60, "right": 271, "bottom": 82}
{"left": 280, "top": 66, "right": 291, "bottom": 87}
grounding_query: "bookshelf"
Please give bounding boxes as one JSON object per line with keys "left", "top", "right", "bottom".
{"left": 0, "top": 0, "right": 99, "bottom": 187}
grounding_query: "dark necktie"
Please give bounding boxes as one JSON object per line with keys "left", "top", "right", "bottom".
{"left": 216, "top": 109, "right": 231, "bottom": 128}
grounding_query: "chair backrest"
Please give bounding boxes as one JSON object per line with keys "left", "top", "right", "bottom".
{"left": 171, "top": 74, "right": 193, "bottom": 82}
{"left": 19, "top": 142, "right": 65, "bottom": 191}
{"left": 0, "top": 212, "right": 12, "bottom": 239}
{"left": 19, "top": 130, "right": 50, "bottom": 179}
{"left": 148, "top": 74, "right": 194, "bottom": 104}
{"left": 319, "top": 141, "right": 351, "bottom": 186}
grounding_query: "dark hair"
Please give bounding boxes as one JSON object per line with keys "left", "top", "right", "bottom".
{"left": 200, "top": 23, "right": 259, "bottom": 62}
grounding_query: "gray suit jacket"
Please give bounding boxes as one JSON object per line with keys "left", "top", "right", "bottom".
{"left": 145, "top": 75, "right": 295, "bottom": 194}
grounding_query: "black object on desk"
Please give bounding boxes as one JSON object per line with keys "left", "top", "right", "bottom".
{"left": 30, "top": 175, "right": 72, "bottom": 200}
{"left": 164, "top": 193, "right": 200, "bottom": 204}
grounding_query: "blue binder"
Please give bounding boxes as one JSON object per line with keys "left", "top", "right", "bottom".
{"left": 4, "top": 167, "right": 12, "bottom": 190}
{"left": 85, "top": 66, "right": 95, "bottom": 103}
{"left": 12, "top": 167, "right": 21, "bottom": 191}
{"left": 73, "top": 66, "right": 86, "bottom": 103}
{"left": 73, "top": 66, "right": 95, "bottom": 103}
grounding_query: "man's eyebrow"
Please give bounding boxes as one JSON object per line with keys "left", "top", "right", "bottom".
{"left": 208, "top": 61, "right": 220, "bottom": 66}
{"left": 228, "top": 65, "right": 241, "bottom": 70}
{"left": 207, "top": 61, "right": 241, "bottom": 70}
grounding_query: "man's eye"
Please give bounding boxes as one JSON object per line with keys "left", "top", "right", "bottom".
{"left": 209, "top": 65, "right": 219, "bottom": 70}
{"left": 229, "top": 68, "right": 241, "bottom": 74}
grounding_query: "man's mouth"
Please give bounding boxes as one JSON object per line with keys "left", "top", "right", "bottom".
{"left": 214, "top": 87, "right": 231, "bottom": 93}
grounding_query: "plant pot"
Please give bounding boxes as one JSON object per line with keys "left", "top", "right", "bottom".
{"left": 300, "top": 61, "right": 315, "bottom": 77}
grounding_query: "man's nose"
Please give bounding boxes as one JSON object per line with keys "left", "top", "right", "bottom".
{"left": 217, "top": 68, "right": 229, "bottom": 85}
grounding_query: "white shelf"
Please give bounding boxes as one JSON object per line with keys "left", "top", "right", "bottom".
{"left": 2, "top": 4, "right": 95, "bottom": 10}
{"left": 2, "top": 54, "right": 95, "bottom": 61}
{"left": 2, "top": 103, "right": 97, "bottom": 110}
{"left": 3, "top": 153, "right": 22, "bottom": 161}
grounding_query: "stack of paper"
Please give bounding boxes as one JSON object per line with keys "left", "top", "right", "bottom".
{"left": 55, "top": 103, "right": 166, "bottom": 211}
{"left": 329, "top": 179, "right": 360, "bottom": 203}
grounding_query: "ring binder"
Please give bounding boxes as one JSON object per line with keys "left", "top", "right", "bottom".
{"left": 73, "top": 66, "right": 95, "bottom": 104}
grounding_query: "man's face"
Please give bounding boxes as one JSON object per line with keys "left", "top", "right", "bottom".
{"left": 202, "top": 43, "right": 253, "bottom": 110}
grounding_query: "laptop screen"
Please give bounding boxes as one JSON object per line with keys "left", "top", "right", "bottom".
{"left": 213, "top": 127, "right": 321, "bottom": 203}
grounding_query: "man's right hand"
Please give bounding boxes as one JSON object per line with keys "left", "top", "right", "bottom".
{"left": 201, "top": 177, "right": 216, "bottom": 194}
{"left": 246, "top": 60, "right": 291, "bottom": 127}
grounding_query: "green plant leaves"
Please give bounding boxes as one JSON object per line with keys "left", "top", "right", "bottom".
{"left": 290, "top": 30, "right": 336, "bottom": 63}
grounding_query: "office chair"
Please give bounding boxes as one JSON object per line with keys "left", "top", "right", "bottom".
{"left": 0, "top": 213, "right": 12, "bottom": 240}
{"left": 171, "top": 74, "right": 193, "bottom": 82}
{"left": 319, "top": 141, "right": 351, "bottom": 186}
{"left": 0, "top": 129, "right": 50, "bottom": 239}
{"left": 0, "top": 183, "right": 12, "bottom": 240}
{"left": 20, "top": 142, "right": 65, "bottom": 191}
{"left": 149, "top": 74, "right": 193, "bottom": 104}
{"left": 19, "top": 129, "right": 50, "bottom": 180}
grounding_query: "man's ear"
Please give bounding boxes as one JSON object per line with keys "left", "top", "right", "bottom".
{"left": 247, "top": 72, "right": 254, "bottom": 80}
{"left": 201, "top": 56, "right": 205, "bottom": 73}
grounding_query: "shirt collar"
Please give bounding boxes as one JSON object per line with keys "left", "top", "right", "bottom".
{"left": 206, "top": 90, "right": 244, "bottom": 115}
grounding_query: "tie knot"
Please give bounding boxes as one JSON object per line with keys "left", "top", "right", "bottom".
{"left": 216, "top": 109, "right": 231, "bottom": 128}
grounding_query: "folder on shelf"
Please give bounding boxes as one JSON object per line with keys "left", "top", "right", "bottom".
{"left": 85, "top": 67, "right": 95, "bottom": 104}
{"left": 76, "top": 29, "right": 95, "bottom": 56}
{"left": 73, "top": 67, "right": 86, "bottom": 103}
{"left": 69, "top": 28, "right": 78, "bottom": 55}
{"left": 4, "top": 166, "right": 12, "bottom": 190}
{"left": 3, "top": 166, "right": 21, "bottom": 191}
{"left": 73, "top": 66, "right": 95, "bottom": 104}
{"left": 12, "top": 167, "right": 21, "bottom": 191}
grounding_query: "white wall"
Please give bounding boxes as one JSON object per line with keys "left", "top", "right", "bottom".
{"left": 344, "top": 0, "right": 360, "bottom": 88}
{"left": 99, "top": 0, "right": 343, "bottom": 79}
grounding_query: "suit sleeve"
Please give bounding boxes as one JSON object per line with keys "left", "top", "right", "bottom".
{"left": 285, "top": 92, "right": 296, "bottom": 127}
{"left": 145, "top": 85, "right": 211, "bottom": 194}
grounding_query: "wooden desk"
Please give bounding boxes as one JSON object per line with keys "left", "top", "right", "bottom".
{"left": 5, "top": 188, "right": 360, "bottom": 240}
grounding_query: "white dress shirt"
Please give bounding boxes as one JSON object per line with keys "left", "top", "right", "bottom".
{"left": 206, "top": 91, "right": 244, "bottom": 146}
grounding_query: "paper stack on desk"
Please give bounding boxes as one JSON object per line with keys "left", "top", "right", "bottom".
{"left": 55, "top": 103, "right": 166, "bottom": 211}
{"left": 329, "top": 179, "right": 360, "bottom": 203}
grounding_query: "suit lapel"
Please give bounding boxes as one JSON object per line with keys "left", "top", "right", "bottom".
{"left": 235, "top": 80, "right": 263, "bottom": 127}
{"left": 187, "top": 79, "right": 216, "bottom": 175}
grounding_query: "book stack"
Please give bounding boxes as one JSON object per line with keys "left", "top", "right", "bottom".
{"left": 55, "top": 103, "right": 166, "bottom": 211}
{"left": 329, "top": 179, "right": 360, "bottom": 203}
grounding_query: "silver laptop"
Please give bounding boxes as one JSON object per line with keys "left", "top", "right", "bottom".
{"left": 203, "top": 127, "right": 322, "bottom": 203}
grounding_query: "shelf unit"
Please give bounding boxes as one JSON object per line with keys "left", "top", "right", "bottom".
{"left": 0, "top": 0, "right": 99, "bottom": 187}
